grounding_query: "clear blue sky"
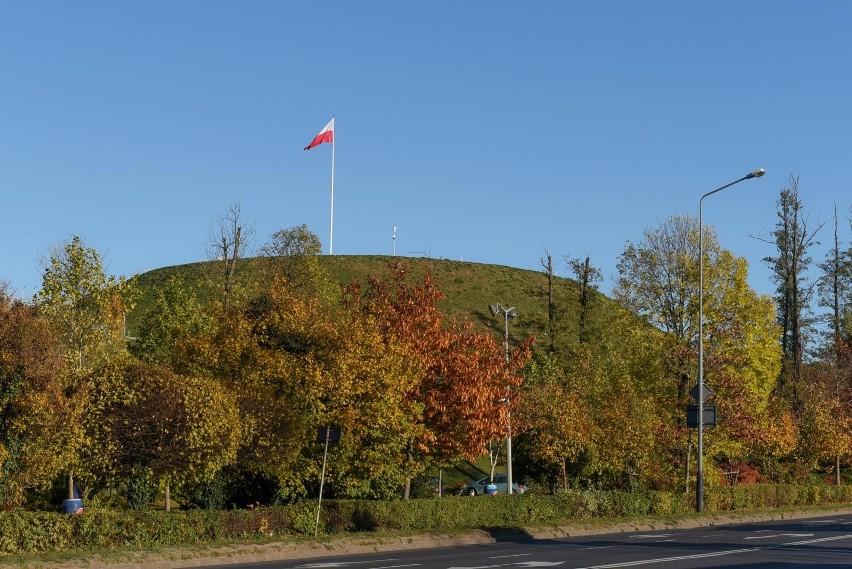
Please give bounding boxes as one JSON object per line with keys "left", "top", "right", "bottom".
{"left": 3, "top": 1, "right": 851, "bottom": 301}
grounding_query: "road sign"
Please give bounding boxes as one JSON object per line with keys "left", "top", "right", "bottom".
{"left": 686, "top": 405, "right": 717, "bottom": 428}
{"left": 689, "top": 383, "right": 714, "bottom": 402}
{"left": 316, "top": 426, "right": 341, "bottom": 444}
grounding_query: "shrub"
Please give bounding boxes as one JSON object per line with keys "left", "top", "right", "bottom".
{"left": 2, "top": 484, "right": 851, "bottom": 556}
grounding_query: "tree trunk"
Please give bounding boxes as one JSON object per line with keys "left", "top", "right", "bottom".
{"left": 68, "top": 470, "right": 75, "bottom": 500}
{"left": 837, "top": 455, "right": 841, "bottom": 486}
{"left": 547, "top": 255, "right": 555, "bottom": 353}
{"left": 561, "top": 458, "right": 568, "bottom": 492}
{"left": 165, "top": 482, "right": 171, "bottom": 511}
{"left": 402, "top": 438, "right": 413, "bottom": 500}
{"left": 684, "top": 433, "right": 692, "bottom": 495}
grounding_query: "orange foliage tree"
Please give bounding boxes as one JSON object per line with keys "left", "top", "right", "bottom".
{"left": 345, "top": 261, "right": 532, "bottom": 473}
{"left": 0, "top": 289, "right": 80, "bottom": 507}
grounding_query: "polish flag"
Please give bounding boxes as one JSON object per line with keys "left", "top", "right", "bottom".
{"left": 304, "top": 118, "right": 334, "bottom": 150}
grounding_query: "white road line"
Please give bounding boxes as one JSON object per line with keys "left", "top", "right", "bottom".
{"left": 572, "top": 534, "right": 852, "bottom": 569}
{"left": 299, "top": 561, "right": 401, "bottom": 568}
{"left": 629, "top": 534, "right": 671, "bottom": 539}
{"left": 803, "top": 519, "right": 842, "bottom": 524}
{"left": 744, "top": 533, "right": 813, "bottom": 540}
{"left": 489, "top": 554, "right": 532, "bottom": 559}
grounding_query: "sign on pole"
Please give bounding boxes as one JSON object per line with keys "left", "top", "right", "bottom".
{"left": 686, "top": 405, "right": 717, "bottom": 428}
{"left": 315, "top": 425, "right": 341, "bottom": 537}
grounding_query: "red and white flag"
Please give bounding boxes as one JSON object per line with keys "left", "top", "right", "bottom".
{"left": 304, "top": 117, "right": 334, "bottom": 150}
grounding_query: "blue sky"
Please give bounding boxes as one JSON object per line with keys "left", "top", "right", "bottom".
{"left": 2, "top": 1, "right": 851, "bottom": 301}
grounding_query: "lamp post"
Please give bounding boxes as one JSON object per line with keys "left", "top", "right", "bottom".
{"left": 697, "top": 168, "right": 765, "bottom": 512}
{"left": 489, "top": 303, "right": 517, "bottom": 493}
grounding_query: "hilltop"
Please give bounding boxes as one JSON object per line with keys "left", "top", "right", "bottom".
{"left": 128, "top": 255, "right": 605, "bottom": 346}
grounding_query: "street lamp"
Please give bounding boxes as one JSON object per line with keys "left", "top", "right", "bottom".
{"left": 697, "top": 167, "right": 765, "bottom": 513}
{"left": 489, "top": 303, "right": 517, "bottom": 494}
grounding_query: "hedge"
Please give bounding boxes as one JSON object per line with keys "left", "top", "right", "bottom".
{"left": 2, "top": 484, "right": 852, "bottom": 556}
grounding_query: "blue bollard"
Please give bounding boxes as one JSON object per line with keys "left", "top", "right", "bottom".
{"left": 62, "top": 498, "right": 83, "bottom": 514}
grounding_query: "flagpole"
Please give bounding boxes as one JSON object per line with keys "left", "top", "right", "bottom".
{"left": 329, "top": 116, "right": 335, "bottom": 255}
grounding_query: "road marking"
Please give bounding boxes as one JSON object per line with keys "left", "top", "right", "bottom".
{"left": 744, "top": 533, "right": 813, "bottom": 540}
{"left": 578, "top": 546, "right": 614, "bottom": 551}
{"left": 653, "top": 539, "right": 675, "bottom": 543}
{"left": 571, "top": 534, "right": 852, "bottom": 568}
{"left": 629, "top": 534, "right": 671, "bottom": 539}
{"left": 803, "top": 519, "right": 842, "bottom": 524}
{"left": 490, "top": 554, "right": 531, "bottom": 559}
{"left": 298, "top": 561, "right": 403, "bottom": 568}
{"left": 449, "top": 562, "right": 563, "bottom": 569}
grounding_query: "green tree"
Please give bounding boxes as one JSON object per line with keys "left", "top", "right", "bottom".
{"left": 261, "top": 224, "right": 323, "bottom": 257}
{"left": 34, "top": 236, "right": 135, "bottom": 500}
{"left": 615, "top": 215, "right": 699, "bottom": 403}
{"left": 701, "top": 250, "right": 784, "bottom": 466}
{"left": 35, "top": 236, "right": 135, "bottom": 373}
{"left": 763, "top": 176, "right": 824, "bottom": 402}
{"left": 260, "top": 225, "right": 335, "bottom": 299}
{"left": 566, "top": 255, "right": 603, "bottom": 345}
{"left": 518, "top": 353, "right": 592, "bottom": 491}
{"left": 85, "top": 359, "right": 241, "bottom": 510}
{"left": 131, "top": 275, "right": 211, "bottom": 369}
{"left": 617, "top": 216, "right": 785, "bottom": 482}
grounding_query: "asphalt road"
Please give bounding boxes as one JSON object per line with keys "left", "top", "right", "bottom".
{"left": 228, "top": 515, "right": 852, "bottom": 569}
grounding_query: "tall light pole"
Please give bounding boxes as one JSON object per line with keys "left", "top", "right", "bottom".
{"left": 697, "top": 168, "right": 765, "bottom": 512}
{"left": 489, "top": 303, "right": 517, "bottom": 493}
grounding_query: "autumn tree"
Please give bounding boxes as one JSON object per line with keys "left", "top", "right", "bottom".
{"left": 34, "top": 235, "right": 135, "bottom": 500}
{"left": 795, "top": 360, "right": 852, "bottom": 484}
{"left": 700, "top": 249, "right": 784, "bottom": 469}
{"left": 84, "top": 359, "right": 241, "bottom": 510}
{"left": 178, "top": 278, "right": 424, "bottom": 501}
{"left": 517, "top": 353, "right": 592, "bottom": 491}
{"left": 617, "top": 215, "right": 785, "bottom": 483}
{"left": 345, "top": 261, "right": 531, "bottom": 497}
{"left": 0, "top": 289, "right": 81, "bottom": 507}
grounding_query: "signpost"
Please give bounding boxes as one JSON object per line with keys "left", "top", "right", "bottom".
{"left": 315, "top": 425, "right": 341, "bottom": 536}
{"left": 686, "top": 384, "right": 717, "bottom": 428}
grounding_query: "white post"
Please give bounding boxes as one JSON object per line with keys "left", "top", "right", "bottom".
{"left": 329, "top": 119, "right": 335, "bottom": 255}
{"left": 315, "top": 427, "right": 331, "bottom": 536}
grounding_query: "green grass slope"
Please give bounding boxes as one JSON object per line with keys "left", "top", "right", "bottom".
{"left": 129, "top": 254, "right": 598, "bottom": 346}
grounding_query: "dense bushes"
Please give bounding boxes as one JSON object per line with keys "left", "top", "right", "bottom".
{"left": 2, "top": 485, "right": 851, "bottom": 556}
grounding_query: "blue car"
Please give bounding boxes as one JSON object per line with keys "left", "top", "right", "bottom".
{"left": 465, "top": 475, "right": 526, "bottom": 495}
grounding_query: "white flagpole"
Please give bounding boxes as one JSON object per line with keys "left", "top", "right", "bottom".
{"left": 329, "top": 116, "right": 335, "bottom": 255}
